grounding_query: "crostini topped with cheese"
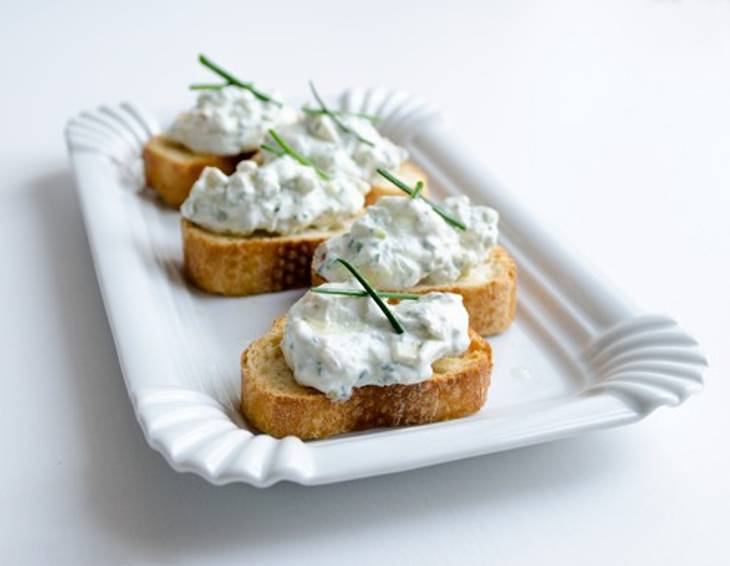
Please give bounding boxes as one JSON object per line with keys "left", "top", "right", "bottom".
{"left": 241, "top": 259, "right": 493, "bottom": 439}
{"left": 180, "top": 128, "right": 372, "bottom": 297}
{"left": 169, "top": 55, "right": 297, "bottom": 156}
{"left": 264, "top": 83, "right": 427, "bottom": 204}
{"left": 167, "top": 85, "right": 297, "bottom": 157}
{"left": 311, "top": 169, "right": 516, "bottom": 335}
{"left": 143, "top": 54, "right": 298, "bottom": 207}
{"left": 269, "top": 107, "right": 406, "bottom": 184}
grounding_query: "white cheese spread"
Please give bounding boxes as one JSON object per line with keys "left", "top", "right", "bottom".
{"left": 282, "top": 283, "right": 470, "bottom": 400}
{"left": 181, "top": 157, "right": 369, "bottom": 236}
{"left": 167, "top": 86, "right": 298, "bottom": 155}
{"left": 313, "top": 195, "right": 499, "bottom": 289}
{"left": 266, "top": 113, "right": 408, "bottom": 183}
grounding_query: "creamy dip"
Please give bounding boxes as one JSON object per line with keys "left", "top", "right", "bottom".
{"left": 265, "top": 113, "right": 408, "bottom": 183}
{"left": 167, "top": 85, "right": 298, "bottom": 155}
{"left": 181, "top": 158, "right": 368, "bottom": 236}
{"left": 313, "top": 195, "right": 499, "bottom": 289}
{"left": 282, "top": 283, "right": 470, "bottom": 400}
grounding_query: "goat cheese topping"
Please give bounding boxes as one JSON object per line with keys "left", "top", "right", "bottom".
{"left": 167, "top": 86, "right": 298, "bottom": 155}
{"left": 313, "top": 195, "right": 499, "bottom": 289}
{"left": 265, "top": 113, "right": 408, "bottom": 183}
{"left": 181, "top": 157, "right": 368, "bottom": 236}
{"left": 282, "top": 284, "right": 470, "bottom": 400}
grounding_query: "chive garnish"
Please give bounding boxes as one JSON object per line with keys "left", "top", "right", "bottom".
{"left": 308, "top": 81, "right": 375, "bottom": 147}
{"left": 266, "top": 129, "right": 330, "bottom": 180}
{"left": 196, "top": 54, "right": 283, "bottom": 107}
{"left": 335, "top": 259, "right": 404, "bottom": 334}
{"left": 189, "top": 83, "right": 228, "bottom": 91}
{"left": 411, "top": 181, "right": 424, "bottom": 200}
{"left": 376, "top": 168, "right": 467, "bottom": 231}
{"left": 302, "top": 106, "right": 380, "bottom": 123}
{"left": 259, "top": 143, "right": 284, "bottom": 157}
{"left": 311, "top": 287, "right": 420, "bottom": 300}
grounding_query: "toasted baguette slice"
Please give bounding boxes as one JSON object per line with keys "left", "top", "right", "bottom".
{"left": 241, "top": 317, "right": 492, "bottom": 439}
{"left": 365, "top": 160, "right": 428, "bottom": 206}
{"left": 312, "top": 246, "right": 517, "bottom": 336}
{"left": 182, "top": 219, "right": 346, "bottom": 296}
{"left": 143, "top": 135, "right": 253, "bottom": 208}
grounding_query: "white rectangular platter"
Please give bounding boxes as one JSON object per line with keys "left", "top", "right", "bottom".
{"left": 65, "top": 88, "right": 707, "bottom": 487}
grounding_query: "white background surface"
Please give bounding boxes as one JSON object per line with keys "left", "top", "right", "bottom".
{"left": 1, "top": 1, "right": 728, "bottom": 564}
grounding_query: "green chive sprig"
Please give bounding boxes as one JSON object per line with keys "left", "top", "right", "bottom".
{"left": 311, "top": 287, "right": 420, "bottom": 300}
{"left": 376, "top": 169, "right": 467, "bottom": 231}
{"left": 302, "top": 107, "right": 379, "bottom": 123}
{"left": 192, "top": 54, "right": 282, "bottom": 107}
{"left": 334, "top": 259, "right": 404, "bottom": 334}
{"left": 259, "top": 143, "right": 284, "bottom": 157}
{"left": 189, "top": 83, "right": 228, "bottom": 91}
{"left": 263, "top": 129, "right": 330, "bottom": 180}
{"left": 308, "top": 81, "right": 375, "bottom": 147}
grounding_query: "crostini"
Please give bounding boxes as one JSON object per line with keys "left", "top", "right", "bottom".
{"left": 241, "top": 275, "right": 492, "bottom": 439}
{"left": 311, "top": 170, "right": 517, "bottom": 335}
{"left": 143, "top": 55, "right": 298, "bottom": 207}
{"left": 262, "top": 82, "right": 429, "bottom": 206}
{"left": 181, "top": 132, "right": 370, "bottom": 296}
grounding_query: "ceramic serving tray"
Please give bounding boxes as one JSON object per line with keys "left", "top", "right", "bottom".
{"left": 64, "top": 89, "right": 707, "bottom": 487}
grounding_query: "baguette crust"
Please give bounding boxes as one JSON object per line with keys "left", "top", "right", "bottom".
{"left": 182, "top": 219, "right": 337, "bottom": 296}
{"left": 241, "top": 318, "right": 492, "bottom": 439}
{"left": 365, "top": 160, "right": 428, "bottom": 205}
{"left": 312, "top": 245, "right": 517, "bottom": 335}
{"left": 143, "top": 135, "right": 253, "bottom": 208}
